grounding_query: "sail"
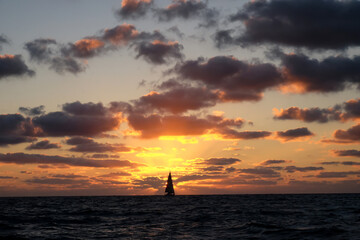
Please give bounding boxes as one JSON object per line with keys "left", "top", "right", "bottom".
{"left": 165, "top": 172, "right": 175, "bottom": 196}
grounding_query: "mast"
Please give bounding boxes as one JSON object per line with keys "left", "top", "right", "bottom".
{"left": 165, "top": 172, "right": 175, "bottom": 196}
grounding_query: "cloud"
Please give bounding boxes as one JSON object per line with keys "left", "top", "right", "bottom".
{"left": 33, "top": 111, "right": 121, "bottom": 137}
{"left": 320, "top": 161, "right": 360, "bottom": 166}
{"left": 332, "top": 149, "right": 360, "bottom": 158}
{"left": 26, "top": 140, "right": 61, "bottom": 150}
{"left": 273, "top": 107, "right": 340, "bottom": 123}
{"left": 0, "top": 176, "right": 16, "bottom": 179}
{"left": 279, "top": 54, "right": 360, "bottom": 93}
{"left": 174, "top": 56, "right": 282, "bottom": 102}
{"left": 66, "top": 136, "right": 133, "bottom": 153}
{"left": 19, "top": 105, "right": 45, "bottom": 116}
{"left": 239, "top": 167, "right": 280, "bottom": 178}
{"left": 135, "top": 40, "right": 183, "bottom": 64}
{"left": 201, "top": 157, "right": 241, "bottom": 166}
{"left": 102, "top": 23, "right": 139, "bottom": 45}
{"left": 0, "top": 114, "right": 38, "bottom": 146}
{"left": 342, "top": 98, "right": 360, "bottom": 121}
{"left": 218, "top": 128, "right": 272, "bottom": 140}
{"left": 229, "top": 0, "right": 360, "bottom": 49}
{"left": 260, "top": 160, "right": 290, "bottom": 166}
{"left": 157, "top": 0, "right": 219, "bottom": 27}
{"left": 133, "top": 86, "right": 219, "bottom": 114}
{"left": 62, "top": 101, "right": 108, "bottom": 116}
{"left": 132, "top": 176, "right": 164, "bottom": 190}
{"left": 20, "top": 25, "right": 131, "bottom": 74}
{"left": 332, "top": 123, "right": 360, "bottom": 143}
{"left": 202, "top": 166, "right": 224, "bottom": 173}
{"left": 316, "top": 171, "right": 360, "bottom": 178}
{"left": 167, "top": 26, "right": 184, "bottom": 39}
{"left": 49, "top": 56, "right": 85, "bottom": 74}
{"left": 0, "top": 54, "right": 35, "bottom": 79}
{"left": 176, "top": 174, "right": 224, "bottom": 183}
{"left": 0, "top": 34, "right": 10, "bottom": 50}
{"left": 23, "top": 38, "right": 57, "bottom": 62}
{"left": 116, "top": 0, "right": 153, "bottom": 19}
{"left": 98, "top": 172, "right": 131, "bottom": 177}
{"left": 25, "top": 177, "right": 90, "bottom": 185}
{"left": 67, "top": 38, "right": 105, "bottom": 58}
{"left": 0, "top": 152, "right": 140, "bottom": 168}
{"left": 284, "top": 166, "right": 324, "bottom": 173}
{"left": 275, "top": 127, "right": 314, "bottom": 142}
{"left": 213, "top": 29, "right": 235, "bottom": 48}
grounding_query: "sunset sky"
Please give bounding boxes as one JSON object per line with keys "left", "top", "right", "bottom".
{"left": 0, "top": 0, "right": 359, "bottom": 196}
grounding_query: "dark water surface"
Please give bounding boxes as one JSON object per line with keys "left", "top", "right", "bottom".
{"left": 0, "top": 194, "right": 359, "bottom": 239}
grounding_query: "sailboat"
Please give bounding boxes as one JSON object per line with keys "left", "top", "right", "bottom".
{"left": 165, "top": 172, "right": 175, "bottom": 196}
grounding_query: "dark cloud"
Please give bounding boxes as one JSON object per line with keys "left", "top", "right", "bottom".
{"left": 25, "top": 177, "right": 90, "bottom": 185}
{"left": 221, "top": 178, "right": 277, "bottom": 186}
{"left": 66, "top": 136, "right": 133, "bottom": 153}
{"left": 285, "top": 166, "right": 324, "bottom": 173}
{"left": 276, "top": 127, "right": 314, "bottom": 142}
{"left": 273, "top": 107, "right": 340, "bottom": 123}
{"left": 19, "top": 105, "right": 45, "bottom": 116}
{"left": 342, "top": 161, "right": 360, "bottom": 166}
{"left": 0, "top": 152, "right": 140, "bottom": 168}
{"left": 274, "top": 99, "right": 360, "bottom": 123}
{"left": 333, "top": 123, "right": 360, "bottom": 143}
{"left": 0, "top": 136, "right": 34, "bottom": 146}
{"left": 239, "top": 167, "right": 280, "bottom": 178}
{"left": 167, "top": 26, "right": 184, "bottom": 39}
{"left": 260, "top": 159, "right": 290, "bottom": 165}
{"left": 50, "top": 174, "right": 85, "bottom": 179}
{"left": 132, "top": 177, "right": 164, "bottom": 190}
{"left": 0, "top": 176, "right": 16, "bottom": 179}
{"left": 33, "top": 111, "right": 121, "bottom": 137}
{"left": 176, "top": 174, "right": 224, "bottom": 183}
{"left": 332, "top": 149, "right": 360, "bottom": 158}
{"left": 0, "top": 34, "right": 10, "bottom": 50}
{"left": 219, "top": 128, "right": 272, "bottom": 140}
{"left": 157, "top": 0, "right": 219, "bottom": 27}
{"left": 98, "top": 172, "right": 131, "bottom": 177}
{"left": 0, "top": 54, "right": 35, "bottom": 79}
{"left": 0, "top": 114, "right": 38, "bottom": 146}
{"left": 202, "top": 166, "right": 224, "bottom": 173}
{"left": 280, "top": 54, "right": 360, "bottom": 93}
{"left": 317, "top": 171, "right": 360, "bottom": 178}
{"left": 133, "top": 86, "right": 219, "bottom": 114}
{"left": 342, "top": 98, "right": 360, "bottom": 120}
{"left": 24, "top": 24, "right": 137, "bottom": 74}
{"left": 175, "top": 56, "right": 282, "bottom": 102}
{"left": 62, "top": 101, "right": 108, "bottom": 116}
{"left": 26, "top": 140, "right": 60, "bottom": 150}
{"left": 116, "top": 0, "right": 153, "bottom": 19}
{"left": 135, "top": 40, "right": 183, "bottom": 64}
{"left": 91, "top": 154, "right": 110, "bottom": 159}
{"left": 202, "top": 157, "right": 241, "bottom": 166}
{"left": 50, "top": 56, "right": 85, "bottom": 74}
{"left": 322, "top": 161, "right": 360, "bottom": 166}
{"left": 229, "top": 0, "right": 360, "bottom": 49}
{"left": 213, "top": 29, "right": 236, "bottom": 48}
{"left": 24, "top": 38, "right": 57, "bottom": 62}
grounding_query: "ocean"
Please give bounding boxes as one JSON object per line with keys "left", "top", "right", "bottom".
{"left": 0, "top": 194, "right": 359, "bottom": 239}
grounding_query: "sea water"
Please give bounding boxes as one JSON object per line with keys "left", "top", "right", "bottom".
{"left": 0, "top": 194, "right": 359, "bottom": 239}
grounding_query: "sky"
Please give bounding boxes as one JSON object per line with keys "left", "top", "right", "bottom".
{"left": 0, "top": 0, "right": 359, "bottom": 196}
